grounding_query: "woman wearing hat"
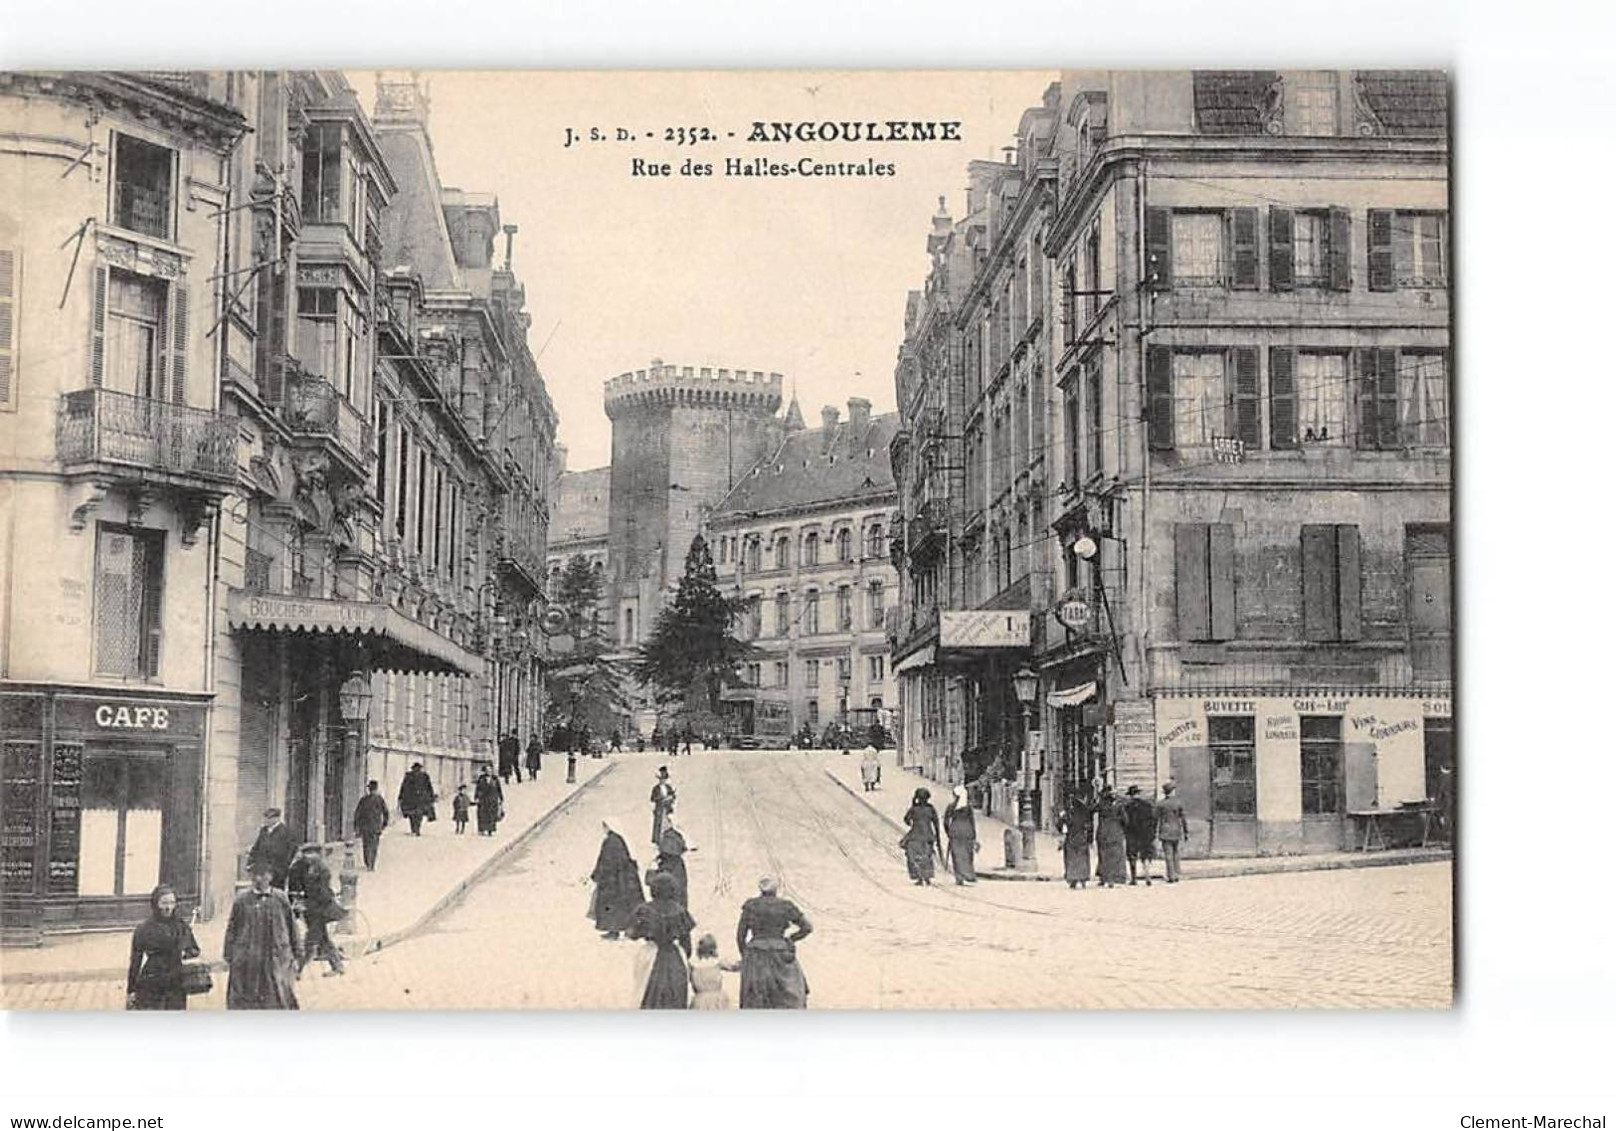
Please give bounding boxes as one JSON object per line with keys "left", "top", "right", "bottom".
{"left": 627, "top": 871, "right": 696, "bottom": 1009}
{"left": 900, "top": 787, "right": 944, "bottom": 886}
{"left": 735, "top": 877, "right": 812, "bottom": 1009}
{"left": 589, "top": 817, "right": 644, "bottom": 940}
{"left": 1093, "top": 785, "right": 1129, "bottom": 889}
{"left": 126, "top": 884, "right": 201, "bottom": 1010}
{"left": 942, "top": 785, "right": 978, "bottom": 885}
{"left": 1056, "top": 785, "right": 1095, "bottom": 890}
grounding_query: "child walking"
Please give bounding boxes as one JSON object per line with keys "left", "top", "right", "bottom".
{"left": 688, "top": 933, "right": 738, "bottom": 1010}
{"left": 452, "top": 784, "right": 470, "bottom": 835}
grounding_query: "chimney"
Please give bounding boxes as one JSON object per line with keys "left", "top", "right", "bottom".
{"left": 820, "top": 405, "right": 840, "bottom": 452}
{"left": 847, "top": 397, "right": 871, "bottom": 434}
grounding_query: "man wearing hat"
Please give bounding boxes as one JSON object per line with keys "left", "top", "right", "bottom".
{"left": 1155, "top": 780, "right": 1189, "bottom": 883}
{"left": 292, "top": 844, "right": 346, "bottom": 977}
{"left": 650, "top": 766, "right": 676, "bottom": 847}
{"left": 223, "top": 859, "right": 301, "bottom": 1009}
{"left": 246, "top": 807, "right": 297, "bottom": 890}
{"left": 1122, "top": 785, "right": 1157, "bottom": 886}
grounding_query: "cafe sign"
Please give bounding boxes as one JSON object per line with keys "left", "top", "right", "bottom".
{"left": 95, "top": 703, "right": 170, "bottom": 730}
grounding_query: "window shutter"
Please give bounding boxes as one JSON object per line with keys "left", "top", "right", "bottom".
{"left": 1367, "top": 209, "right": 1395, "bottom": 291}
{"left": 1209, "top": 522, "right": 1236, "bottom": 641}
{"left": 1231, "top": 208, "right": 1259, "bottom": 289}
{"left": 1147, "top": 345, "right": 1174, "bottom": 450}
{"left": 1268, "top": 208, "right": 1294, "bottom": 292}
{"left": 1174, "top": 523, "right": 1211, "bottom": 642}
{"left": 0, "top": 248, "right": 16, "bottom": 410}
{"left": 89, "top": 265, "right": 108, "bottom": 388}
{"left": 1327, "top": 206, "right": 1353, "bottom": 291}
{"left": 1376, "top": 347, "right": 1400, "bottom": 448}
{"left": 1355, "top": 349, "right": 1379, "bottom": 449}
{"left": 1268, "top": 347, "right": 1297, "bottom": 449}
{"left": 1144, "top": 207, "right": 1172, "bottom": 291}
{"left": 1232, "top": 347, "right": 1260, "bottom": 447}
{"left": 169, "top": 283, "right": 189, "bottom": 405}
{"left": 1336, "top": 524, "right": 1362, "bottom": 642}
{"left": 1301, "top": 524, "right": 1338, "bottom": 640}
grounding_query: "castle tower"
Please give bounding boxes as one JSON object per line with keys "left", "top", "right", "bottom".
{"left": 603, "top": 360, "right": 784, "bottom": 649}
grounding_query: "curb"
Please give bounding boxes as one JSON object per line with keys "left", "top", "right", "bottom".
{"left": 0, "top": 764, "right": 618, "bottom": 988}
{"left": 825, "top": 767, "right": 1452, "bottom": 885}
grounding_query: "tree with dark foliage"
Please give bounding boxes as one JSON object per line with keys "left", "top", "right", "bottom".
{"left": 637, "top": 536, "right": 750, "bottom": 712}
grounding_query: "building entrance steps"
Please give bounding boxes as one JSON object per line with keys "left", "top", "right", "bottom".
{"left": 822, "top": 750, "right": 1449, "bottom": 883}
{"left": 1, "top": 758, "right": 617, "bottom": 987}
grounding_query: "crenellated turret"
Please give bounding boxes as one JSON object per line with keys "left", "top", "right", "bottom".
{"left": 604, "top": 361, "right": 784, "bottom": 418}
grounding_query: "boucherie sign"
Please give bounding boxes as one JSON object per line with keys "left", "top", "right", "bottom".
{"left": 95, "top": 703, "right": 171, "bottom": 730}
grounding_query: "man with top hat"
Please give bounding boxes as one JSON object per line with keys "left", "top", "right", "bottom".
{"left": 650, "top": 766, "right": 677, "bottom": 847}
{"left": 246, "top": 807, "right": 297, "bottom": 890}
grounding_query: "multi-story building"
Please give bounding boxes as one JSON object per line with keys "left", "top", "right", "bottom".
{"left": 708, "top": 399, "right": 899, "bottom": 745}
{"left": 546, "top": 465, "right": 611, "bottom": 618}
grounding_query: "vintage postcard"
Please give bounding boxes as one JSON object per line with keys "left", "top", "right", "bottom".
{"left": 0, "top": 69, "right": 1452, "bottom": 1010}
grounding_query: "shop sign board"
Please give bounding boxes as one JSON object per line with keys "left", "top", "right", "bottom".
{"left": 939, "top": 610, "right": 1030, "bottom": 649}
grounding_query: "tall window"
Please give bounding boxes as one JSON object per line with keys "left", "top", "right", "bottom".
{"left": 836, "top": 586, "right": 853, "bottom": 631}
{"left": 1297, "top": 352, "right": 1348, "bottom": 444}
{"left": 1171, "top": 213, "right": 1225, "bottom": 284}
{"left": 1171, "top": 352, "right": 1225, "bottom": 445}
{"left": 803, "top": 591, "right": 820, "bottom": 635}
{"left": 94, "top": 525, "right": 164, "bottom": 679}
{"left": 295, "top": 289, "right": 339, "bottom": 385}
{"left": 300, "top": 123, "right": 344, "bottom": 224}
{"left": 865, "top": 523, "right": 885, "bottom": 560}
{"left": 805, "top": 659, "right": 820, "bottom": 689}
{"left": 111, "top": 134, "right": 174, "bottom": 240}
{"left": 1083, "top": 224, "right": 1102, "bottom": 325}
{"left": 1302, "top": 524, "right": 1363, "bottom": 642}
{"left": 836, "top": 656, "right": 853, "bottom": 684}
{"left": 836, "top": 528, "right": 852, "bottom": 563}
{"left": 1285, "top": 72, "right": 1338, "bottom": 136}
{"left": 1394, "top": 213, "right": 1447, "bottom": 287}
{"left": 1175, "top": 522, "right": 1236, "bottom": 642}
{"left": 745, "top": 662, "right": 762, "bottom": 688}
{"left": 1294, "top": 212, "right": 1327, "bottom": 285}
{"left": 1208, "top": 715, "right": 1256, "bottom": 816}
{"left": 623, "top": 607, "right": 635, "bottom": 645}
{"left": 774, "top": 534, "right": 791, "bottom": 570}
{"left": 744, "top": 536, "right": 762, "bottom": 574}
{"left": 774, "top": 661, "right": 789, "bottom": 688}
{"left": 1300, "top": 716, "right": 1345, "bottom": 815}
{"left": 775, "top": 592, "right": 791, "bottom": 636}
{"left": 803, "top": 532, "right": 819, "bottom": 566}
{"left": 105, "top": 271, "right": 166, "bottom": 398}
{"left": 746, "top": 596, "right": 762, "bottom": 639}
{"left": 1085, "top": 358, "right": 1103, "bottom": 476}
{"left": 868, "top": 654, "right": 886, "bottom": 683}
{"left": 1399, "top": 352, "right": 1449, "bottom": 446}
{"left": 866, "top": 581, "right": 884, "bottom": 628}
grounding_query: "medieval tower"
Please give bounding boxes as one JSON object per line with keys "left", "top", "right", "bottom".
{"left": 602, "top": 360, "right": 786, "bottom": 652}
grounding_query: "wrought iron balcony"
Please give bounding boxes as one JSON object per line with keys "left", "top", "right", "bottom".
{"left": 57, "top": 388, "right": 236, "bottom": 484}
{"left": 276, "top": 359, "right": 372, "bottom": 465}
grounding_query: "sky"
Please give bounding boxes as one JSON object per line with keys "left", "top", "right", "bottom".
{"left": 363, "top": 70, "right": 1054, "bottom": 470}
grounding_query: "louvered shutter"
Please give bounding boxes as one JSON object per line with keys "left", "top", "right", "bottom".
{"left": 1356, "top": 349, "right": 1379, "bottom": 449}
{"left": 1269, "top": 208, "right": 1294, "bottom": 292}
{"left": 0, "top": 248, "right": 16, "bottom": 410}
{"left": 1147, "top": 345, "right": 1175, "bottom": 450}
{"left": 1375, "top": 347, "right": 1400, "bottom": 448}
{"left": 1231, "top": 208, "right": 1259, "bottom": 289}
{"left": 1302, "top": 524, "right": 1338, "bottom": 640}
{"left": 89, "top": 265, "right": 108, "bottom": 388}
{"left": 168, "top": 283, "right": 189, "bottom": 405}
{"left": 1209, "top": 522, "right": 1236, "bottom": 641}
{"left": 1144, "top": 207, "right": 1172, "bottom": 291}
{"left": 1232, "top": 347, "right": 1260, "bottom": 448}
{"left": 1336, "top": 524, "right": 1362, "bottom": 642}
{"left": 1174, "top": 523, "right": 1210, "bottom": 642}
{"left": 1327, "top": 207, "right": 1353, "bottom": 291}
{"left": 1269, "top": 347, "right": 1297, "bottom": 449}
{"left": 1367, "top": 209, "right": 1395, "bottom": 291}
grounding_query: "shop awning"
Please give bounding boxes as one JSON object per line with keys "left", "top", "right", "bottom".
{"left": 1046, "top": 681, "right": 1097, "bottom": 710}
{"left": 227, "top": 589, "right": 485, "bottom": 677}
{"left": 893, "top": 645, "right": 936, "bottom": 675}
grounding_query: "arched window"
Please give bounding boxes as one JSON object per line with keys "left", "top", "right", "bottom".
{"left": 836, "top": 528, "right": 852, "bottom": 563}
{"left": 865, "top": 523, "right": 885, "bottom": 560}
{"left": 775, "top": 591, "right": 791, "bottom": 636}
{"left": 774, "top": 534, "right": 791, "bottom": 570}
{"left": 803, "top": 531, "right": 820, "bottom": 566}
{"left": 745, "top": 536, "right": 762, "bottom": 574}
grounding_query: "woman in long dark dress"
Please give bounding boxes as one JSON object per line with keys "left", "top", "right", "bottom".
{"left": 474, "top": 768, "right": 503, "bottom": 836}
{"left": 127, "top": 884, "right": 201, "bottom": 1010}
{"left": 1057, "top": 791, "right": 1095, "bottom": 890}
{"left": 627, "top": 872, "right": 696, "bottom": 1009}
{"left": 654, "top": 822, "right": 690, "bottom": 909}
{"left": 590, "top": 818, "right": 644, "bottom": 940}
{"left": 942, "top": 785, "right": 978, "bottom": 885}
{"left": 1094, "top": 786, "right": 1129, "bottom": 888}
{"left": 901, "top": 788, "right": 944, "bottom": 886}
{"left": 736, "top": 877, "right": 812, "bottom": 1009}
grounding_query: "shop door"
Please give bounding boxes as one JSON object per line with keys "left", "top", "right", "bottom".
{"left": 1407, "top": 526, "right": 1452, "bottom": 682}
{"left": 1207, "top": 716, "right": 1258, "bottom": 855}
{"left": 1424, "top": 720, "right": 1454, "bottom": 843}
{"left": 1300, "top": 716, "right": 1346, "bottom": 852}
{"left": 284, "top": 737, "right": 310, "bottom": 841}
{"left": 77, "top": 747, "right": 167, "bottom": 899}
{"left": 323, "top": 732, "right": 348, "bottom": 840}
{"left": 1168, "top": 745, "right": 1211, "bottom": 859}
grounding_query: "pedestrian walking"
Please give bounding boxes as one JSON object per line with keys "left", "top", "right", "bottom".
{"left": 942, "top": 784, "right": 978, "bottom": 885}
{"left": 352, "top": 780, "right": 389, "bottom": 871}
{"left": 627, "top": 871, "right": 696, "bottom": 1010}
{"left": 654, "top": 821, "right": 691, "bottom": 909}
{"left": 1123, "top": 785, "right": 1157, "bottom": 886}
{"left": 566, "top": 750, "right": 577, "bottom": 784}
{"left": 398, "top": 762, "right": 436, "bottom": 836}
{"left": 1057, "top": 789, "right": 1094, "bottom": 890}
{"left": 900, "top": 787, "right": 944, "bottom": 886}
{"left": 474, "top": 766, "right": 503, "bottom": 836}
{"left": 246, "top": 807, "right": 297, "bottom": 890}
{"left": 589, "top": 817, "right": 644, "bottom": 940}
{"left": 292, "top": 844, "right": 345, "bottom": 977}
{"left": 1155, "top": 780, "right": 1189, "bottom": 883}
{"left": 650, "top": 766, "right": 677, "bottom": 847}
{"left": 610, "top": 728, "right": 623, "bottom": 754}
{"left": 126, "top": 884, "right": 201, "bottom": 1011}
{"left": 499, "top": 731, "right": 522, "bottom": 784}
{"left": 736, "top": 877, "right": 812, "bottom": 1009}
{"left": 860, "top": 747, "right": 881, "bottom": 792}
{"left": 688, "top": 934, "right": 739, "bottom": 1010}
{"left": 681, "top": 726, "right": 694, "bottom": 757}
{"left": 525, "top": 732, "right": 543, "bottom": 779}
{"left": 223, "top": 861, "right": 301, "bottom": 1010}
{"left": 1094, "top": 785, "right": 1129, "bottom": 888}
{"left": 452, "top": 784, "right": 471, "bottom": 834}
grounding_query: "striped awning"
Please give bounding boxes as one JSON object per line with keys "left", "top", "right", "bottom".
{"left": 893, "top": 645, "right": 936, "bottom": 675}
{"left": 1046, "top": 681, "right": 1097, "bottom": 710}
{"left": 227, "top": 589, "right": 484, "bottom": 677}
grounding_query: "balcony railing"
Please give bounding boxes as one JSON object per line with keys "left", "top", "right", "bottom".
{"left": 58, "top": 388, "right": 236, "bottom": 483}
{"left": 280, "top": 365, "right": 372, "bottom": 463}
{"left": 113, "top": 182, "right": 170, "bottom": 241}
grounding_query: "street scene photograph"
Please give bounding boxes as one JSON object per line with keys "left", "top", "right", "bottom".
{"left": 0, "top": 67, "right": 1453, "bottom": 1011}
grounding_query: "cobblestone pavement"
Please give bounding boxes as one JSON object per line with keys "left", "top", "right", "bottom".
{"left": 4, "top": 751, "right": 1452, "bottom": 1010}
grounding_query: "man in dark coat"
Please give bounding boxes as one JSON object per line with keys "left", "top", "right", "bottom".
{"left": 1155, "top": 780, "right": 1189, "bottom": 883}
{"left": 1123, "top": 785, "right": 1157, "bottom": 886}
{"left": 398, "top": 763, "right": 435, "bottom": 835}
{"left": 293, "top": 844, "right": 345, "bottom": 977}
{"left": 246, "top": 807, "right": 297, "bottom": 890}
{"left": 352, "top": 780, "right": 389, "bottom": 871}
{"left": 224, "top": 861, "right": 301, "bottom": 1009}
{"left": 498, "top": 731, "right": 522, "bottom": 783}
{"left": 525, "top": 732, "right": 543, "bottom": 779}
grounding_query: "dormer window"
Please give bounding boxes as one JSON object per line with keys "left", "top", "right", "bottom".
{"left": 111, "top": 134, "right": 175, "bottom": 241}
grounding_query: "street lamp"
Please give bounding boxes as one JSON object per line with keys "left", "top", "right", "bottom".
{"left": 335, "top": 671, "right": 372, "bottom": 921}
{"left": 1011, "top": 664, "right": 1040, "bottom": 870}
{"left": 338, "top": 671, "right": 373, "bottom": 730}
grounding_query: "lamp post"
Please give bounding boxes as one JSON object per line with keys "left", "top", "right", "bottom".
{"left": 336, "top": 671, "right": 372, "bottom": 925}
{"left": 1011, "top": 663, "right": 1040, "bottom": 871}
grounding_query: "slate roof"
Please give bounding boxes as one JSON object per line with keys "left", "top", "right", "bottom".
{"left": 551, "top": 467, "right": 611, "bottom": 545}
{"left": 712, "top": 411, "right": 900, "bottom": 519}
{"left": 374, "top": 128, "right": 462, "bottom": 290}
{"left": 1356, "top": 70, "right": 1448, "bottom": 136}
{"left": 1192, "top": 71, "right": 1279, "bottom": 136}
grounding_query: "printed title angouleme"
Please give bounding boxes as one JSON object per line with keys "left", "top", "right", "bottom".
{"left": 745, "top": 120, "right": 963, "bottom": 143}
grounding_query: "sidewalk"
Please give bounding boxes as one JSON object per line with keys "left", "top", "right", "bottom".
{"left": 0, "top": 757, "right": 617, "bottom": 986}
{"left": 824, "top": 749, "right": 1450, "bottom": 883}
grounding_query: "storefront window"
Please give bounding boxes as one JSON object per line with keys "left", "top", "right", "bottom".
{"left": 1208, "top": 715, "right": 1255, "bottom": 815}
{"left": 76, "top": 750, "right": 166, "bottom": 897}
{"left": 1299, "top": 716, "right": 1344, "bottom": 815}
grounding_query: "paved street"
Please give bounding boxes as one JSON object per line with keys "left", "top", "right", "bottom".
{"left": 5, "top": 751, "right": 1452, "bottom": 1011}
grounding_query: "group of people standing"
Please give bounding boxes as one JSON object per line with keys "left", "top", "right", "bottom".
{"left": 588, "top": 766, "right": 814, "bottom": 1009}
{"left": 899, "top": 786, "right": 980, "bottom": 886}
{"left": 1058, "top": 781, "right": 1189, "bottom": 889}
{"left": 497, "top": 730, "right": 545, "bottom": 784}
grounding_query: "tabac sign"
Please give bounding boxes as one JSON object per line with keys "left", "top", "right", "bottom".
{"left": 939, "top": 610, "right": 1031, "bottom": 649}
